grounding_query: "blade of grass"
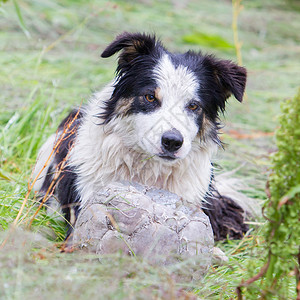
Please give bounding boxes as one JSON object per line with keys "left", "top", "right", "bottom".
{"left": 12, "top": 0, "right": 31, "bottom": 39}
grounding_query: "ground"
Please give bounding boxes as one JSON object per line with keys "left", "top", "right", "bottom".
{"left": 0, "top": 0, "right": 299, "bottom": 299}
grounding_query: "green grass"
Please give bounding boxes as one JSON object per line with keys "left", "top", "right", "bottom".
{"left": 0, "top": 0, "right": 299, "bottom": 299}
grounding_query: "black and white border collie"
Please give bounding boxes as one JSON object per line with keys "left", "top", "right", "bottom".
{"left": 33, "top": 32, "right": 250, "bottom": 241}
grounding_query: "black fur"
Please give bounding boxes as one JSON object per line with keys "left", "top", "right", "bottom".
{"left": 55, "top": 109, "right": 83, "bottom": 162}
{"left": 100, "top": 33, "right": 163, "bottom": 123}
{"left": 56, "top": 109, "right": 83, "bottom": 230}
{"left": 40, "top": 165, "right": 55, "bottom": 195}
{"left": 203, "top": 189, "right": 249, "bottom": 240}
{"left": 203, "top": 170, "right": 248, "bottom": 240}
{"left": 130, "top": 93, "right": 161, "bottom": 114}
{"left": 41, "top": 109, "right": 83, "bottom": 235}
{"left": 99, "top": 33, "right": 246, "bottom": 136}
{"left": 168, "top": 51, "right": 246, "bottom": 120}
{"left": 101, "top": 32, "right": 163, "bottom": 65}
{"left": 57, "top": 166, "right": 81, "bottom": 229}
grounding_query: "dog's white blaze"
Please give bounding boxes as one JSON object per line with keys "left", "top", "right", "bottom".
{"left": 154, "top": 54, "right": 199, "bottom": 97}
{"left": 134, "top": 54, "right": 200, "bottom": 159}
{"left": 69, "top": 81, "right": 217, "bottom": 208}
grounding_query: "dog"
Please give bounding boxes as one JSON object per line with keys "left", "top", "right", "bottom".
{"left": 33, "top": 32, "right": 251, "bottom": 241}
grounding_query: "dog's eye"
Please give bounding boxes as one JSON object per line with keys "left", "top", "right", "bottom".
{"left": 144, "top": 94, "right": 156, "bottom": 103}
{"left": 187, "top": 102, "right": 199, "bottom": 111}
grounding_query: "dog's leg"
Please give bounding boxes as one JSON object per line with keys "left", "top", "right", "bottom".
{"left": 203, "top": 188, "right": 249, "bottom": 241}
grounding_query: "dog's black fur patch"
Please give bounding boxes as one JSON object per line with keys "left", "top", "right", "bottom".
{"left": 204, "top": 190, "right": 249, "bottom": 240}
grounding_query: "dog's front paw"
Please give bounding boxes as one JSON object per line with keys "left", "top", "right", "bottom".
{"left": 203, "top": 192, "right": 249, "bottom": 241}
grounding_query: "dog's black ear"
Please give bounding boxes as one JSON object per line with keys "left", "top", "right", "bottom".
{"left": 204, "top": 55, "right": 247, "bottom": 103}
{"left": 101, "top": 32, "right": 158, "bottom": 65}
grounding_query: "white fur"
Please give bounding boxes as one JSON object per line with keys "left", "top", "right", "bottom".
{"left": 35, "top": 54, "right": 254, "bottom": 218}
{"left": 134, "top": 54, "right": 201, "bottom": 160}
{"left": 69, "top": 79, "right": 217, "bottom": 208}
{"left": 32, "top": 133, "right": 64, "bottom": 217}
{"left": 32, "top": 133, "right": 57, "bottom": 192}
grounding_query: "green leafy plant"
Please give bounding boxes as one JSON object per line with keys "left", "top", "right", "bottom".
{"left": 237, "top": 89, "right": 300, "bottom": 299}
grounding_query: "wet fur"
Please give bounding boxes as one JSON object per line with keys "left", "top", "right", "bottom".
{"left": 33, "top": 32, "right": 250, "bottom": 240}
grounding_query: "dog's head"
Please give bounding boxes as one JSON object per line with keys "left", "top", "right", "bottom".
{"left": 100, "top": 32, "right": 246, "bottom": 163}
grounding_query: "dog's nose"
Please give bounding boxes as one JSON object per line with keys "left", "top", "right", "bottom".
{"left": 161, "top": 129, "right": 183, "bottom": 153}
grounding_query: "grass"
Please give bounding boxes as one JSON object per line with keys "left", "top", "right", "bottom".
{"left": 0, "top": 0, "right": 299, "bottom": 299}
